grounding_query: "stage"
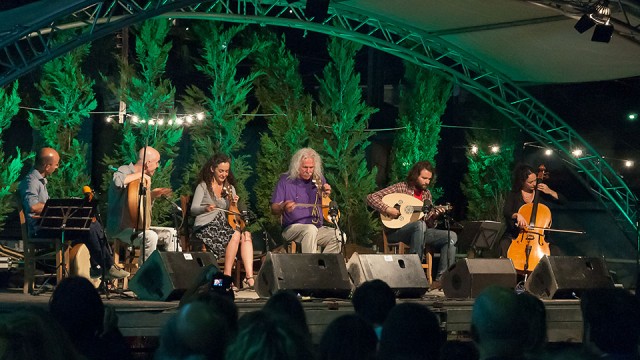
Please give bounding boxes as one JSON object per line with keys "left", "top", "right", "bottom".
{"left": 0, "top": 285, "right": 585, "bottom": 357}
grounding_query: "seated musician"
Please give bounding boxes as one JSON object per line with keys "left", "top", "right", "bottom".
{"left": 270, "top": 148, "right": 343, "bottom": 254}
{"left": 190, "top": 154, "right": 255, "bottom": 288}
{"left": 106, "top": 146, "right": 181, "bottom": 262}
{"left": 18, "top": 147, "right": 128, "bottom": 279}
{"left": 499, "top": 164, "right": 566, "bottom": 258}
{"left": 366, "top": 160, "right": 457, "bottom": 289}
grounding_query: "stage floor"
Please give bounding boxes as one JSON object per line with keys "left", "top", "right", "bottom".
{"left": 0, "top": 286, "right": 584, "bottom": 348}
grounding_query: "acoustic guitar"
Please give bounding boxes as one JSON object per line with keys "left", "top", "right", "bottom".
{"left": 380, "top": 193, "right": 452, "bottom": 229}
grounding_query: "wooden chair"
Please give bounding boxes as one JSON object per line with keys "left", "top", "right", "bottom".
{"left": 112, "top": 238, "right": 139, "bottom": 289}
{"left": 382, "top": 229, "right": 433, "bottom": 285}
{"left": 17, "top": 196, "right": 64, "bottom": 294}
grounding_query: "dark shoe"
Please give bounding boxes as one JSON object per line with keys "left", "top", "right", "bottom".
{"left": 430, "top": 280, "right": 442, "bottom": 290}
{"left": 90, "top": 267, "right": 101, "bottom": 279}
{"left": 108, "top": 265, "right": 130, "bottom": 279}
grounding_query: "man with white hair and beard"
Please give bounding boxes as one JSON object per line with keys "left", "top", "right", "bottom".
{"left": 270, "top": 147, "right": 343, "bottom": 254}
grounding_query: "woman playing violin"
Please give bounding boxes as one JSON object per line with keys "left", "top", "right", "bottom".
{"left": 499, "top": 164, "right": 566, "bottom": 258}
{"left": 191, "top": 154, "right": 255, "bottom": 288}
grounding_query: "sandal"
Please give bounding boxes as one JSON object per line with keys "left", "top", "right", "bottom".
{"left": 242, "top": 276, "right": 255, "bottom": 289}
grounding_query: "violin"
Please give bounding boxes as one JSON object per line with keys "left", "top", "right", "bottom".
{"left": 507, "top": 165, "right": 551, "bottom": 273}
{"left": 225, "top": 185, "right": 246, "bottom": 232}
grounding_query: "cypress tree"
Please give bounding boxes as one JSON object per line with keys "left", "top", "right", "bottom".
{"left": 252, "top": 31, "right": 314, "bottom": 237}
{"left": 314, "top": 37, "right": 379, "bottom": 245}
{"left": 0, "top": 82, "right": 29, "bottom": 231}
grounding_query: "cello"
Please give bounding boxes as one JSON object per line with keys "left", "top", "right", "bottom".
{"left": 507, "top": 165, "right": 551, "bottom": 273}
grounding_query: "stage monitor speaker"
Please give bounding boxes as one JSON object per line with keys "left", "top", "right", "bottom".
{"left": 255, "top": 253, "right": 352, "bottom": 299}
{"left": 525, "top": 256, "right": 614, "bottom": 299}
{"left": 442, "top": 258, "right": 517, "bottom": 298}
{"left": 346, "top": 253, "right": 428, "bottom": 298}
{"left": 129, "top": 251, "right": 217, "bottom": 301}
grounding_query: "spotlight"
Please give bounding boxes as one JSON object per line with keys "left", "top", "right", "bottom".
{"left": 490, "top": 145, "right": 500, "bottom": 154}
{"left": 572, "top": 148, "right": 583, "bottom": 157}
{"left": 592, "top": 23, "right": 614, "bottom": 43}
{"left": 544, "top": 149, "right": 553, "bottom": 156}
{"left": 625, "top": 160, "right": 634, "bottom": 168}
{"left": 575, "top": 0, "right": 613, "bottom": 43}
{"left": 574, "top": 14, "right": 595, "bottom": 34}
{"left": 470, "top": 145, "right": 478, "bottom": 155}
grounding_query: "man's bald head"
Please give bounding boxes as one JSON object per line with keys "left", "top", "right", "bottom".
{"left": 137, "top": 147, "right": 161, "bottom": 176}
{"left": 35, "top": 148, "right": 60, "bottom": 177}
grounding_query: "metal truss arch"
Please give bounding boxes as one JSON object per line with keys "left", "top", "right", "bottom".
{"left": 0, "top": 0, "right": 636, "bottom": 241}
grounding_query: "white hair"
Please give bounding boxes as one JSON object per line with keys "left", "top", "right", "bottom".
{"left": 287, "top": 148, "right": 323, "bottom": 180}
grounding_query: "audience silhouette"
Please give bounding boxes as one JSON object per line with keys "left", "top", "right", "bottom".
{"left": 580, "top": 287, "right": 640, "bottom": 360}
{"left": 318, "top": 314, "right": 377, "bottom": 360}
{"left": 49, "top": 276, "right": 132, "bottom": 360}
{"left": 379, "top": 302, "right": 443, "bottom": 360}
{"left": 225, "top": 310, "right": 313, "bottom": 360}
{"left": 352, "top": 279, "right": 396, "bottom": 339}
{"left": 471, "top": 286, "right": 527, "bottom": 360}
{"left": 0, "top": 306, "right": 84, "bottom": 360}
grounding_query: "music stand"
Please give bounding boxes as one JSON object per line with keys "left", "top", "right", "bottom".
{"left": 458, "top": 221, "right": 504, "bottom": 258}
{"left": 36, "top": 198, "right": 94, "bottom": 290}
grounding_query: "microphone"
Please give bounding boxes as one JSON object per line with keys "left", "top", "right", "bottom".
{"left": 83, "top": 185, "right": 98, "bottom": 201}
{"left": 160, "top": 195, "right": 183, "bottom": 213}
{"left": 328, "top": 201, "right": 339, "bottom": 217}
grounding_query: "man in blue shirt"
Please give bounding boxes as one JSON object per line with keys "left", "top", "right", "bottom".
{"left": 18, "top": 147, "right": 128, "bottom": 279}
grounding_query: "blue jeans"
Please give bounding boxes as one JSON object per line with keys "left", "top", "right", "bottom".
{"left": 387, "top": 221, "right": 457, "bottom": 279}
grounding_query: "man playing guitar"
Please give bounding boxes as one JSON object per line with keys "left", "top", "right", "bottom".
{"left": 366, "top": 160, "right": 457, "bottom": 289}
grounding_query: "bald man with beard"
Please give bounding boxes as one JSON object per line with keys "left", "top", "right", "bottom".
{"left": 106, "top": 147, "right": 181, "bottom": 261}
{"left": 18, "top": 148, "right": 128, "bottom": 280}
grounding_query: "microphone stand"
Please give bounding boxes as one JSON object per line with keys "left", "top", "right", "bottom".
{"left": 328, "top": 203, "right": 346, "bottom": 258}
{"left": 90, "top": 193, "right": 112, "bottom": 299}
{"left": 134, "top": 146, "right": 149, "bottom": 265}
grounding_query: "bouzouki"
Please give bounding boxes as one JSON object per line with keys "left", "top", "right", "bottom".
{"left": 224, "top": 185, "right": 246, "bottom": 232}
{"left": 380, "top": 193, "right": 452, "bottom": 229}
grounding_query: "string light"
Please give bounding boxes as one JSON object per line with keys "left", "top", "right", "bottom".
{"left": 490, "top": 145, "right": 500, "bottom": 154}
{"left": 104, "top": 112, "right": 206, "bottom": 126}
{"left": 470, "top": 144, "right": 479, "bottom": 155}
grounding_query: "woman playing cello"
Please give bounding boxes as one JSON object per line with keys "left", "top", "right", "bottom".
{"left": 499, "top": 164, "right": 566, "bottom": 262}
{"left": 190, "top": 154, "right": 255, "bottom": 289}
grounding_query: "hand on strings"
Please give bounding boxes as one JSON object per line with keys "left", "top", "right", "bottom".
{"left": 385, "top": 207, "right": 400, "bottom": 219}
{"left": 514, "top": 213, "right": 528, "bottom": 229}
{"left": 322, "top": 183, "right": 332, "bottom": 196}
{"left": 536, "top": 183, "right": 558, "bottom": 199}
{"left": 151, "top": 187, "right": 172, "bottom": 200}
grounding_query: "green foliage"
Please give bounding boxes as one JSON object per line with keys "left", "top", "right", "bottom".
{"left": 0, "top": 82, "right": 28, "bottom": 231}
{"left": 461, "top": 115, "right": 517, "bottom": 221}
{"left": 314, "top": 37, "right": 379, "bottom": 245}
{"left": 390, "top": 63, "right": 452, "bottom": 199}
{"left": 180, "top": 23, "right": 266, "bottom": 204}
{"left": 251, "top": 31, "right": 315, "bottom": 235}
{"left": 102, "top": 19, "right": 182, "bottom": 226}
{"left": 28, "top": 35, "right": 95, "bottom": 198}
